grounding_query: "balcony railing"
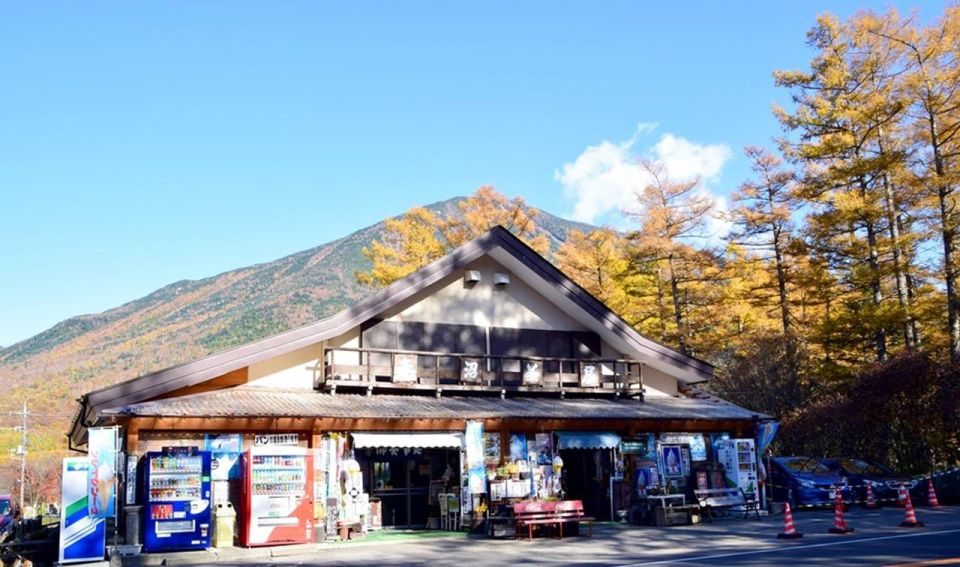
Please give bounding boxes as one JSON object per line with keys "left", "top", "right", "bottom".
{"left": 321, "top": 347, "right": 643, "bottom": 397}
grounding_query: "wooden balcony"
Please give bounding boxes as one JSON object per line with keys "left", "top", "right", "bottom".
{"left": 321, "top": 347, "right": 643, "bottom": 398}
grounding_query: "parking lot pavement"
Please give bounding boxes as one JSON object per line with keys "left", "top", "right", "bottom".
{"left": 140, "top": 506, "right": 960, "bottom": 566}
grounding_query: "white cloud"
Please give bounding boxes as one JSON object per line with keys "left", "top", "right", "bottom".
{"left": 555, "top": 124, "right": 733, "bottom": 241}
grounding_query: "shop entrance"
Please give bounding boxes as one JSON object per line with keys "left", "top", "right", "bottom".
{"left": 357, "top": 447, "right": 460, "bottom": 529}
{"left": 560, "top": 448, "right": 613, "bottom": 521}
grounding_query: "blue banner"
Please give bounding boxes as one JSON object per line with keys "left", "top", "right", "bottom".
{"left": 465, "top": 422, "right": 486, "bottom": 494}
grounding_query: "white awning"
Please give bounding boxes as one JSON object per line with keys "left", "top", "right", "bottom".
{"left": 351, "top": 432, "right": 463, "bottom": 450}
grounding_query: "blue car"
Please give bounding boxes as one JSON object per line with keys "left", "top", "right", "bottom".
{"left": 820, "top": 458, "right": 922, "bottom": 505}
{"left": 770, "top": 457, "right": 852, "bottom": 508}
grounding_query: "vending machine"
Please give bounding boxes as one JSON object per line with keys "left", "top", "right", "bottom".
{"left": 240, "top": 446, "right": 313, "bottom": 547}
{"left": 716, "top": 438, "right": 759, "bottom": 504}
{"left": 142, "top": 448, "right": 212, "bottom": 552}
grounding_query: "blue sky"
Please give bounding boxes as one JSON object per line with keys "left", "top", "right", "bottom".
{"left": 0, "top": 1, "right": 944, "bottom": 346}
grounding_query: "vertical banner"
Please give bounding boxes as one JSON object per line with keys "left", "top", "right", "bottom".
{"left": 756, "top": 421, "right": 779, "bottom": 455}
{"left": 464, "top": 421, "right": 486, "bottom": 494}
{"left": 88, "top": 426, "right": 119, "bottom": 518}
{"left": 59, "top": 458, "right": 106, "bottom": 564}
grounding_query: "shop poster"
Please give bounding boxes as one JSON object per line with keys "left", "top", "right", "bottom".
{"left": 59, "top": 457, "right": 106, "bottom": 564}
{"left": 509, "top": 434, "right": 527, "bottom": 463}
{"left": 205, "top": 433, "right": 242, "bottom": 480}
{"left": 660, "top": 432, "right": 707, "bottom": 461}
{"left": 659, "top": 445, "right": 684, "bottom": 478}
{"left": 465, "top": 421, "right": 486, "bottom": 494}
{"left": 87, "top": 426, "right": 119, "bottom": 518}
{"left": 535, "top": 433, "right": 553, "bottom": 465}
{"left": 484, "top": 432, "right": 501, "bottom": 463}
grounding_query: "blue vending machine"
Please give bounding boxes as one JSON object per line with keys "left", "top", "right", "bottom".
{"left": 143, "top": 448, "right": 212, "bottom": 552}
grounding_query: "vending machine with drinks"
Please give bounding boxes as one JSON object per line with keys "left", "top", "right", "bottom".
{"left": 142, "top": 448, "right": 212, "bottom": 551}
{"left": 240, "top": 446, "right": 313, "bottom": 546}
{"left": 716, "top": 438, "right": 759, "bottom": 506}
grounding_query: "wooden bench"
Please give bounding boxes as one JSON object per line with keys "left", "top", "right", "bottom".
{"left": 694, "top": 488, "right": 760, "bottom": 521}
{"left": 513, "top": 500, "right": 595, "bottom": 540}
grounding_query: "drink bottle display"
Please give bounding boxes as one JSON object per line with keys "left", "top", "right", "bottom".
{"left": 143, "top": 449, "right": 212, "bottom": 552}
{"left": 240, "top": 446, "right": 313, "bottom": 547}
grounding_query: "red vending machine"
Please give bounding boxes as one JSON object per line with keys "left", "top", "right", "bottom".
{"left": 240, "top": 446, "right": 314, "bottom": 546}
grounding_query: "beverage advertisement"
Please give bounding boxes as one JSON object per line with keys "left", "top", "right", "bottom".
{"left": 87, "top": 426, "right": 119, "bottom": 518}
{"left": 59, "top": 457, "right": 106, "bottom": 564}
{"left": 205, "top": 433, "right": 242, "bottom": 480}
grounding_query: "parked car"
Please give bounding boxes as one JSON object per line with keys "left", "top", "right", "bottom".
{"left": 769, "top": 457, "right": 852, "bottom": 507}
{"left": 820, "top": 457, "right": 921, "bottom": 504}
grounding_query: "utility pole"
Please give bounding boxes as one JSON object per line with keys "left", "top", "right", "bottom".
{"left": 18, "top": 400, "right": 27, "bottom": 512}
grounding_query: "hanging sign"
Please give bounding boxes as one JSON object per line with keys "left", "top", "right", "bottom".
{"left": 59, "top": 458, "right": 106, "bottom": 564}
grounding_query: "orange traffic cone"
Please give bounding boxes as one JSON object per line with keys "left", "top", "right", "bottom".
{"left": 927, "top": 479, "right": 941, "bottom": 508}
{"left": 829, "top": 490, "right": 854, "bottom": 534}
{"left": 777, "top": 502, "right": 804, "bottom": 539}
{"left": 900, "top": 492, "right": 924, "bottom": 528}
{"left": 865, "top": 484, "right": 877, "bottom": 509}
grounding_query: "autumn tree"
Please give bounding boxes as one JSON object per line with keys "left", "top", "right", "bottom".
{"left": 443, "top": 186, "right": 550, "bottom": 255}
{"left": 626, "top": 161, "right": 716, "bottom": 356}
{"left": 865, "top": 7, "right": 960, "bottom": 360}
{"left": 555, "top": 228, "right": 631, "bottom": 317}
{"left": 356, "top": 207, "right": 447, "bottom": 288}
{"left": 356, "top": 187, "right": 550, "bottom": 289}
{"left": 727, "top": 147, "right": 798, "bottom": 337}
{"left": 775, "top": 13, "right": 909, "bottom": 361}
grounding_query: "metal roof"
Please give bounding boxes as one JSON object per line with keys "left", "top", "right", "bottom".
{"left": 101, "top": 386, "right": 763, "bottom": 422}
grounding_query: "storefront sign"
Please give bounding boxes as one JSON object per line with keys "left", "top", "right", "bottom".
{"left": 461, "top": 358, "right": 482, "bottom": 384}
{"left": 522, "top": 361, "right": 542, "bottom": 385}
{"left": 59, "top": 458, "right": 106, "bottom": 564}
{"left": 393, "top": 354, "right": 418, "bottom": 383}
{"left": 621, "top": 433, "right": 657, "bottom": 459}
{"left": 254, "top": 433, "right": 300, "bottom": 446}
{"left": 87, "top": 426, "right": 119, "bottom": 519}
{"left": 580, "top": 363, "right": 600, "bottom": 387}
{"left": 125, "top": 455, "right": 138, "bottom": 505}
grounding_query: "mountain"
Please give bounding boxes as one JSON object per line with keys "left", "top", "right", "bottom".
{"left": 0, "top": 197, "right": 597, "bottom": 449}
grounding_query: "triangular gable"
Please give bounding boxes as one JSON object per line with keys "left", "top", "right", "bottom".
{"left": 72, "top": 226, "right": 714, "bottom": 445}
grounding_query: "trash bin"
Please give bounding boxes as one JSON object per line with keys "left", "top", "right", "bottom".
{"left": 212, "top": 502, "right": 236, "bottom": 548}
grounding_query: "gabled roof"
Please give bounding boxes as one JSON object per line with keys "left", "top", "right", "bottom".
{"left": 71, "top": 226, "right": 714, "bottom": 445}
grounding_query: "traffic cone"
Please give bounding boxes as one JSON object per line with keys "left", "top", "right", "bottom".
{"left": 777, "top": 502, "right": 803, "bottom": 539}
{"left": 899, "top": 492, "right": 924, "bottom": 528}
{"left": 829, "top": 490, "right": 854, "bottom": 534}
{"left": 865, "top": 484, "right": 877, "bottom": 509}
{"left": 927, "top": 479, "right": 941, "bottom": 508}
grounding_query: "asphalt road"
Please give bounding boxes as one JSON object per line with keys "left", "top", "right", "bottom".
{"left": 159, "top": 505, "right": 960, "bottom": 566}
